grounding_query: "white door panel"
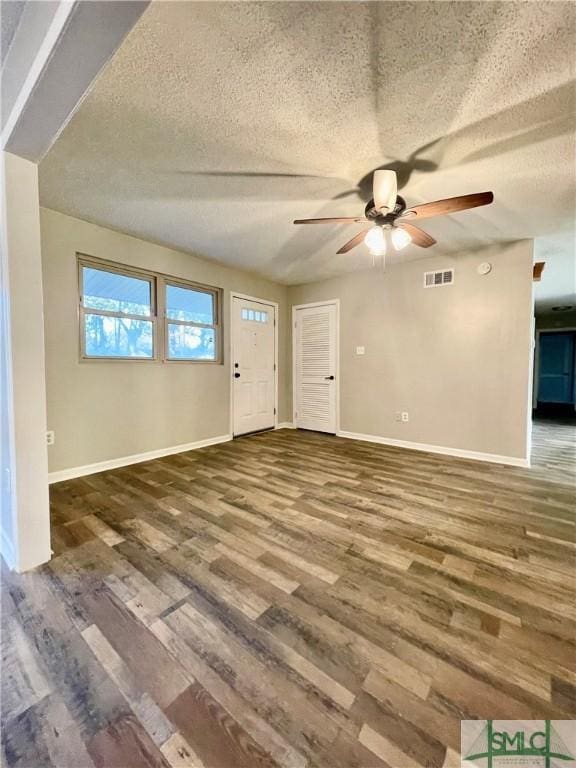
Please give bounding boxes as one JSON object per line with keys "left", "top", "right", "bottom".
{"left": 232, "top": 297, "right": 275, "bottom": 436}
{"left": 294, "top": 303, "right": 337, "bottom": 433}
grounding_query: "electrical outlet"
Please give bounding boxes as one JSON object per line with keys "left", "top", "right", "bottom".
{"left": 395, "top": 412, "right": 402, "bottom": 422}
{"left": 46, "top": 430, "right": 55, "bottom": 446}
{"left": 356, "top": 346, "right": 365, "bottom": 356}
{"left": 401, "top": 412, "right": 409, "bottom": 422}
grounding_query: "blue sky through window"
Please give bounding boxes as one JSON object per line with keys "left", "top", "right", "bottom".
{"left": 81, "top": 264, "right": 218, "bottom": 360}
{"left": 83, "top": 267, "right": 151, "bottom": 316}
{"left": 166, "top": 284, "right": 213, "bottom": 325}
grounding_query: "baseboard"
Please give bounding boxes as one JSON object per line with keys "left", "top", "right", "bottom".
{"left": 1, "top": 530, "right": 52, "bottom": 572}
{"left": 48, "top": 434, "right": 232, "bottom": 484}
{"left": 337, "top": 430, "right": 530, "bottom": 468}
{"left": 47, "top": 427, "right": 529, "bottom": 482}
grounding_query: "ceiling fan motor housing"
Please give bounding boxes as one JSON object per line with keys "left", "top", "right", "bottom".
{"left": 365, "top": 195, "right": 407, "bottom": 225}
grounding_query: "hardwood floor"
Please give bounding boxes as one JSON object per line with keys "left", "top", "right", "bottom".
{"left": 2, "top": 421, "right": 575, "bottom": 768}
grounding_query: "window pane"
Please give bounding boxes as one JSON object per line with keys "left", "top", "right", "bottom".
{"left": 83, "top": 267, "right": 151, "bottom": 316}
{"left": 166, "top": 285, "right": 214, "bottom": 324}
{"left": 167, "top": 323, "right": 215, "bottom": 360}
{"left": 84, "top": 314, "right": 153, "bottom": 357}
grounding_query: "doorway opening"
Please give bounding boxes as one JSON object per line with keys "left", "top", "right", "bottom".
{"left": 534, "top": 329, "right": 576, "bottom": 418}
{"left": 531, "top": 326, "right": 576, "bottom": 471}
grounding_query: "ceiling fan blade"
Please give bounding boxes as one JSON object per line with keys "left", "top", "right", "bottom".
{"left": 400, "top": 191, "right": 494, "bottom": 220}
{"left": 293, "top": 217, "right": 366, "bottom": 225}
{"left": 337, "top": 228, "right": 372, "bottom": 254}
{"left": 397, "top": 222, "right": 436, "bottom": 248}
{"left": 373, "top": 170, "right": 397, "bottom": 213}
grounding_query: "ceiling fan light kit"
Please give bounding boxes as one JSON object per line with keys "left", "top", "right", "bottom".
{"left": 364, "top": 226, "right": 386, "bottom": 255}
{"left": 293, "top": 169, "right": 494, "bottom": 262}
{"left": 362, "top": 224, "right": 411, "bottom": 256}
{"left": 391, "top": 226, "right": 412, "bottom": 251}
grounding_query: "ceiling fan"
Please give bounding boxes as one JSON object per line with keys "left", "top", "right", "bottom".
{"left": 294, "top": 170, "right": 494, "bottom": 257}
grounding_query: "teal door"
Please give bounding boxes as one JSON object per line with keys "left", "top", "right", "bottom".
{"left": 538, "top": 332, "right": 575, "bottom": 404}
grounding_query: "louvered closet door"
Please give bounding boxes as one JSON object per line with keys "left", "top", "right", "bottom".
{"left": 294, "top": 303, "right": 337, "bottom": 433}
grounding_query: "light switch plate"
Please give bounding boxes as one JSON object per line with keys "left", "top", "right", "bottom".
{"left": 356, "top": 346, "right": 365, "bottom": 355}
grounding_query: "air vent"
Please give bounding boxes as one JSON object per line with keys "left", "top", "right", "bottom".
{"left": 424, "top": 268, "right": 454, "bottom": 287}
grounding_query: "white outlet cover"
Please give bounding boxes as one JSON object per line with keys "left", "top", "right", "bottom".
{"left": 356, "top": 346, "right": 365, "bottom": 355}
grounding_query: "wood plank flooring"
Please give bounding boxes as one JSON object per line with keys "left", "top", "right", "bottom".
{"left": 2, "top": 420, "right": 575, "bottom": 767}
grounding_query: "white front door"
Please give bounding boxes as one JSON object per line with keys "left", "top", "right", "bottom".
{"left": 232, "top": 297, "right": 276, "bottom": 436}
{"left": 294, "top": 302, "right": 337, "bottom": 433}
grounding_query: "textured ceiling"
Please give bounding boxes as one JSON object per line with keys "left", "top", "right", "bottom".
{"left": 40, "top": 1, "right": 576, "bottom": 288}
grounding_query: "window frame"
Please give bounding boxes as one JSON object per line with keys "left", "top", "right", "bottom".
{"left": 78, "top": 256, "right": 158, "bottom": 362}
{"left": 77, "top": 254, "right": 223, "bottom": 364}
{"left": 163, "top": 277, "right": 221, "bottom": 364}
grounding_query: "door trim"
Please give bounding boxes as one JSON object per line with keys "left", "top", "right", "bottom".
{"left": 230, "top": 292, "right": 279, "bottom": 437}
{"left": 292, "top": 299, "right": 340, "bottom": 434}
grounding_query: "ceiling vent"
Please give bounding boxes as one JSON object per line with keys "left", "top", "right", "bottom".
{"left": 424, "top": 268, "right": 454, "bottom": 288}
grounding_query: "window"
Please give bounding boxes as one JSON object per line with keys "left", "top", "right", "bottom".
{"left": 165, "top": 282, "right": 219, "bottom": 361}
{"left": 241, "top": 307, "right": 269, "bottom": 323}
{"left": 78, "top": 256, "right": 222, "bottom": 363}
{"left": 80, "top": 264, "right": 155, "bottom": 359}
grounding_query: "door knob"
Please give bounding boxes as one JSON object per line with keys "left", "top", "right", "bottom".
{"left": 325, "top": 375, "right": 335, "bottom": 380}
{"left": 234, "top": 372, "right": 241, "bottom": 378}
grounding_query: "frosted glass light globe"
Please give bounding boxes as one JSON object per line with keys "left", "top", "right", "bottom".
{"left": 391, "top": 227, "right": 412, "bottom": 250}
{"left": 364, "top": 227, "right": 386, "bottom": 255}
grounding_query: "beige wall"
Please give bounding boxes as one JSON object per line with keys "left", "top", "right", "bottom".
{"left": 288, "top": 240, "right": 534, "bottom": 461}
{"left": 41, "top": 208, "right": 290, "bottom": 473}
{"left": 41, "top": 208, "right": 534, "bottom": 473}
